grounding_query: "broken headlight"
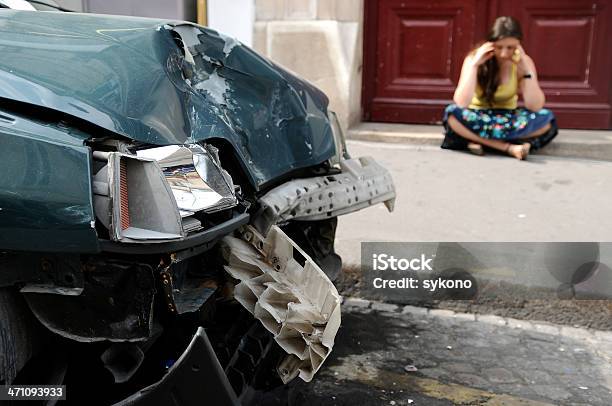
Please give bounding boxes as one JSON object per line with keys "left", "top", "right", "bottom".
{"left": 136, "top": 144, "right": 237, "bottom": 217}
{"left": 92, "top": 144, "right": 237, "bottom": 243}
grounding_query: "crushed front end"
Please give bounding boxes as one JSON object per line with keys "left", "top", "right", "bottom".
{"left": 0, "top": 10, "right": 395, "bottom": 405}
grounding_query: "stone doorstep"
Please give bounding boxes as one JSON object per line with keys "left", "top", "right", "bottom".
{"left": 348, "top": 122, "right": 612, "bottom": 162}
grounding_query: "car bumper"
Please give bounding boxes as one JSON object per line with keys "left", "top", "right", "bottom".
{"left": 254, "top": 156, "right": 395, "bottom": 233}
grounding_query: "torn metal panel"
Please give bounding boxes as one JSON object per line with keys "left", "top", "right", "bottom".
{"left": 158, "top": 260, "right": 217, "bottom": 315}
{"left": 221, "top": 225, "right": 341, "bottom": 383}
{"left": 0, "top": 12, "right": 336, "bottom": 189}
{"left": 113, "top": 327, "right": 240, "bottom": 406}
{"left": 24, "top": 261, "right": 156, "bottom": 342}
{"left": 101, "top": 343, "right": 145, "bottom": 384}
{"left": 255, "top": 156, "right": 396, "bottom": 233}
{"left": 19, "top": 255, "right": 84, "bottom": 296}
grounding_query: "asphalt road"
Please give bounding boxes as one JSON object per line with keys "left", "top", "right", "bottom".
{"left": 336, "top": 141, "right": 612, "bottom": 266}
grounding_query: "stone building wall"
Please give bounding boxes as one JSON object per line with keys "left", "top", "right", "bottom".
{"left": 253, "top": 0, "right": 364, "bottom": 131}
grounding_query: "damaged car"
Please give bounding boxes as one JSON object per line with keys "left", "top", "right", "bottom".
{"left": 0, "top": 9, "right": 395, "bottom": 405}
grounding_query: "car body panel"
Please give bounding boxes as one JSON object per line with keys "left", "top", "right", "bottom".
{"left": 0, "top": 111, "right": 98, "bottom": 252}
{"left": 0, "top": 10, "right": 335, "bottom": 190}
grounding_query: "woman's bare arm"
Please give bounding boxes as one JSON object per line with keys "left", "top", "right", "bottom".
{"left": 517, "top": 46, "right": 545, "bottom": 111}
{"left": 453, "top": 42, "right": 494, "bottom": 107}
{"left": 453, "top": 57, "right": 479, "bottom": 107}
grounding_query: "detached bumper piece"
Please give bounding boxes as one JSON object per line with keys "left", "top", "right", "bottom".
{"left": 256, "top": 156, "right": 395, "bottom": 232}
{"left": 114, "top": 327, "right": 239, "bottom": 406}
{"left": 221, "top": 225, "right": 341, "bottom": 383}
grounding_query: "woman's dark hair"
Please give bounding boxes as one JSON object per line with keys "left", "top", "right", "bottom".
{"left": 477, "top": 16, "right": 523, "bottom": 105}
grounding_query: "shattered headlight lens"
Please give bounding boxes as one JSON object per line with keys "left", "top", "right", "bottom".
{"left": 328, "top": 111, "right": 349, "bottom": 167}
{"left": 137, "top": 144, "right": 237, "bottom": 217}
{"left": 92, "top": 144, "right": 238, "bottom": 243}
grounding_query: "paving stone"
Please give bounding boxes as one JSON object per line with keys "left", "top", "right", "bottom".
{"left": 523, "top": 329, "right": 559, "bottom": 343}
{"left": 482, "top": 367, "right": 518, "bottom": 384}
{"left": 413, "top": 357, "right": 439, "bottom": 368}
{"left": 461, "top": 346, "right": 500, "bottom": 367}
{"left": 514, "top": 369, "right": 556, "bottom": 385}
{"left": 371, "top": 302, "right": 399, "bottom": 313}
{"left": 546, "top": 361, "right": 581, "bottom": 375}
{"left": 326, "top": 297, "right": 612, "bottom": 405}
{"left": 488, "top": 334, "right": 521, "bottom": 347}
{"left": 463, "top": 335, "right": 498, "bottom": 349}
{"left": 469, "top": 321, "right": 500, "bottom": 335}
{"left": 494, "top": 383, "right": 536, "bottom": 398}
{"left": 454, "top": 373, "right": 491, "bottom": 390}
{"left": 440, "top": 362, "right": 477, "bottom": 374}
{"left": 499, "top": 326, "right": 524, "bottom": 338}
{"left": 418, "top": 367, "right": 447, "bottom": 380}
{"left": 531, "top": 385, "right": 572, "bottom": 401}
{"left": 343, "top": 297, "right": 371, "bottom": 309}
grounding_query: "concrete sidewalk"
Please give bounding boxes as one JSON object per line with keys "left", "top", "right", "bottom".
{"left": 336, "top": 140, "right": 612, "bottom": 266}
{"left": 348, "top": 123, "right": 612, "bottom": 161}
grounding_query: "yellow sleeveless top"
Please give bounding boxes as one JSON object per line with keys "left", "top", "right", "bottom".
{"left": 469, "top": 63, "right": 518, "bottom": 109}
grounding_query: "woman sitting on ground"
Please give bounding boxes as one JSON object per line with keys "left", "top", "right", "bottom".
{"left": 442, "top": 16, "right": 558, "bottom": 160}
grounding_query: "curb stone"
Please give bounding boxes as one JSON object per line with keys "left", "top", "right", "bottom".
{"left": 429, "top": 309, "right": 456, "bottom": 318}
{"left": 593, "top": 330, "right": 612, "bottom": 342}
{"left": 347, "top": 124, "right": 612, "bottom": 162}
{"left": 347, "top": 297, "right": 611, "bottom": 341}
{"left": 343, "top": 298, "right": 371, "bottom": 309}
{"left": 476, "top": 314, "right": 507, "bottom": 326}
{"left": 531, "top": 322, "right": 561, "bottom": 336}
{"left": 452, "top": 312, "right": 476, "bottom": 322}
{"left": 559, "top": 326, "right": 595, "bottom": 341}
{"left": 506, "top": 318, "right": 533, "bottom": 330}
{"left": 370, "top": 302, "right": 399, "bottom": 313}
{"left": 401, "top": 305, "right": 429, "bottom": 316}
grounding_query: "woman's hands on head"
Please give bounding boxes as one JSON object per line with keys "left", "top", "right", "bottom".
{"left": 514, "top": 44, "right": 536, "bottom": 73}
{"left": 470, "top": 42, "right": 495, "bottom": 67}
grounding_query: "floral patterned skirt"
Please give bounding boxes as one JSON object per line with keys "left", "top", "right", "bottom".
{"left": 441, "top": 104, "right": 558, "bottom": 151}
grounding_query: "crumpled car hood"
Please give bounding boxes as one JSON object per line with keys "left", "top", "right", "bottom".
{"left": 0, "top": 11, "right": 334, "bottom": 189}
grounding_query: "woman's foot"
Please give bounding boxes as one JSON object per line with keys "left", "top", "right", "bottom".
{"left": 507, "top": 143, "right": 531, "bottom": 160}
{"left": 467, "top": 142, "right": 484, "bottom": 156}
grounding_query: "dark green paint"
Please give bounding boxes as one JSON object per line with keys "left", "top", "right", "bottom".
{"left": 0, "top": 10, "right": 335, "bottom": 188}
{"left": 0, "top": 10, "right": 337, "bottom": 252}
{"left": 0, "top": 111, "right": 98, "bottom": 252}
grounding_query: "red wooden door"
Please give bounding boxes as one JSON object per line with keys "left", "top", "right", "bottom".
{"left": 363, "top": 0, "right": 612, "bottom": 129}
{"left": 497, "top": 0, "right": 612, "bottom": 128}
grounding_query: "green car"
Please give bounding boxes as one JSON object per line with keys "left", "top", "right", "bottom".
{"left": 0, "top": 10, "right": 395, "bottom": 405}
